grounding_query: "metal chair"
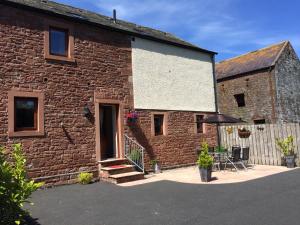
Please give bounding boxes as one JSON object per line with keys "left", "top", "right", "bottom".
{"left": 241, "top": 147, "right": 250, "bottom": 166}
{"left": 225, "top": 146, "right": 247, "bottom": 171}
{"left": 212, "top": 153, "right": 221, "bottom": 171}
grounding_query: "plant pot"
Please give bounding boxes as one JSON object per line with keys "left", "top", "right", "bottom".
{"left": 127, "top": 121, "right": 135, "bottom": 127}
{"left": 153, "top": 163, "right": 161, "bottom": 174}
{"left": 238, "top": 130, "right": 251, "bottom": 138}
{"left": 199, "top": 167, "right": 212, "bottom": 182}
{"left": 281, "top": 156, "right": 286, "bottom": 166}
{"left": 285, "top": 155, "right": 295, "bottom": 168}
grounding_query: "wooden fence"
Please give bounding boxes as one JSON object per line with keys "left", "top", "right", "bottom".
{"left": 220, "top": 123, "right": 300, "bottom": 166}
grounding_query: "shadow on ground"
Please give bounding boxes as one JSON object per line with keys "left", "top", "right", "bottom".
{"left": 24, "top": 215, "right": 41, "bottom": 225}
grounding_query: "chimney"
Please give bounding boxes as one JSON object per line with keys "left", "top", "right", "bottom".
{"left": 113, "top": 9, "right": 117, "bottom": 23}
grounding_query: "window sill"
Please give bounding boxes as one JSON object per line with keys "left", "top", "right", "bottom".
{"left": 8, "top": 130, "right": 45, "bottom": 138}
{"left": 45, "top": 54, "right": 75, "bottom": 63}
{"left": 152, "top": 134, "right": 167, "bottom": 137}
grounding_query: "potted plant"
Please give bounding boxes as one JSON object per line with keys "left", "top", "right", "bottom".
{"left": 126, "top": 110, "right": 138, "bottom": 126}
{"left": 215, "top": 146, "right": 226, "bottom": 153}
{"left": 197, "top": 142, "right": 213, "bottom": 182}
{"left": 238, "top": 127, "right": 251, "bottom": 138}
{"left": 150, "top": 159, "right": 161, "bottom": 173}
{"left": 276, "top": 136, "right": 295, "bottom": 168}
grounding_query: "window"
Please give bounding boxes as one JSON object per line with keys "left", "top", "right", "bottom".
{"left": 44, "top": 21, "right": 74, "bottom": 62}
{"left": 151, "top": 113, "right": 167, "bottom": 136}
{"left": 154, "top": 115, "right": 164, "bottom": 136}
{"left": 254, "top": 119, "right": 266, "bottom": 124}
{"left": 195, "top": 115, "right": 204, "bottom": 134}
{"left": 14, "top": 97, "right": 38, "bottom": 131}
{"left": 49, "top": 27, "right": 68, "bottom": 56}
{"left": 8, "top": 91, "right": 45, "bottom": 137}
{"left": 234, "top": 93, "right": 245, "bottom": 107}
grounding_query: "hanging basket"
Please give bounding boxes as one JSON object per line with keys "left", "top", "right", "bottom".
{"left": 126, "top": 111, "right": 138, "bottom": 126}
{"left": 238, "top": 128, "right": 251, "bottom": 138}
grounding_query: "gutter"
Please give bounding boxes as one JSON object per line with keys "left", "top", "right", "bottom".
{"left": 216, "top": 66, "right": 274, "bottom": 83}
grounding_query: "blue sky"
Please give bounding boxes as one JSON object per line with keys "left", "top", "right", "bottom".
{"left": 55, "top": 0, "right": 299, "bottom": 61}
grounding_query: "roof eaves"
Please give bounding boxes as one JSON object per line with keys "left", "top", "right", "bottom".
{"left": 216, "top": 66, "right": 274, "bottom": 82}
{"left": 2, "top": 0, "right": 217, "bottom": 55}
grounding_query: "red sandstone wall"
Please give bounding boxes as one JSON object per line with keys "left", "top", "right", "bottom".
{"left": 130, "top": 110, "right": 217, "bottom": 170}
{"left": 0, "top": 4, "right": 133, "bottom": 185}
{"left": 0, "top": 4, "right": 217, "bottom": 184}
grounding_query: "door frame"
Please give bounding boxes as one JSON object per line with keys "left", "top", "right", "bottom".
{"left": 95, "top": 98, "right": 124, "bottom": 162}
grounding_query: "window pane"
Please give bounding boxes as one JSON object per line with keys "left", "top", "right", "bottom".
{"left": 50, "top": 27, "right": 68, "bottom": 56}
{"left": 154, "top": 115, "right": 164, "bottom": 136}
{"left": 254, "top": 119, "right": 265, "bottom": 124}
{"left": 196, "top": 115, "right": 204, "bottom": 133}
{"left": 15, "top": 98, "right": 37, "bottom": 131}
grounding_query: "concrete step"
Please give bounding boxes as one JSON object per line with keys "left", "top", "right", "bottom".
{"left": 98, "top": 158, "right": 128, "bottom": 167}
{"left": 100, "top": 164, "right": 135, "bottom": 178}
{"left": 106, "top": 171, "right": 144, "bottom": 184}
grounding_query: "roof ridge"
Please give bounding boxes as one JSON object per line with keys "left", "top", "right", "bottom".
{"left": 217, "top": 41, "right": 288, "bottom": 64}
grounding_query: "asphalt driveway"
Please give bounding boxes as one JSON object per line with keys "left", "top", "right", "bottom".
{"left": 25, "top": 168, "right": 300, "bottom": 225}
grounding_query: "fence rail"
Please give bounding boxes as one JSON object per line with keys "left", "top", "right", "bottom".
{"left": 124, "top": 134, "right": 145, "bottom": 173}
{"left": 220, "top": 123, "right": 300, "bottom": 166}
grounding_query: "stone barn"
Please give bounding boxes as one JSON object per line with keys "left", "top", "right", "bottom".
{"left": 216, "top": 41, "right": 300, "bottom": 124}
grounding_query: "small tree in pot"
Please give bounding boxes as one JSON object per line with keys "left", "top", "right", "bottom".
{"left": 276, "top": 135, "right": 295, "bottom": 168}
{"left": 150, "top": 159, "right": 161, "bottom": 173}
{"left": 197, "top": 142, "right": 213, "bottom": 182}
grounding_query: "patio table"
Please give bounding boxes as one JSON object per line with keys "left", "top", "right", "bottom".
{"left": 209, "top": 151, "right": 239, "bottom": 171}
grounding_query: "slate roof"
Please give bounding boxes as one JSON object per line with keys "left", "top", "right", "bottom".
{"left": 216, "top": 41, "right": 288, "bottom": 80}
{"left": 2, "top": 0, "right": 216, "bottom": 55}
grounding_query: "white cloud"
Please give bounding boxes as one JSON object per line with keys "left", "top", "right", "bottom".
{"left": 63, "top": 0, "right": 300, "bottom": 59}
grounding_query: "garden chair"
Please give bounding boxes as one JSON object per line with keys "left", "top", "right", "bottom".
{"left": 224, "top": 146, "right": 247, "bottom": 171}
{"left": 241, "top": 147, "right": 250, "bottom": 166}
{"left": 211, "top": 153, "right": 221, "bottom": 171}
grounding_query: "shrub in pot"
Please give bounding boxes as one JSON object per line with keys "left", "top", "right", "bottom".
{"left": 197, "top": 142, "right": 213, "bottom": 182}
{"left": 276, "top": 136, "right": 296, "bottom": 168}
{"left": 150, "top": 159, "right": 161, "bottom": 173}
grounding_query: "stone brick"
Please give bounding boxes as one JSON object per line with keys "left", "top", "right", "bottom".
{"left": 217, "top": 70, "right": 277, "bottom": 123}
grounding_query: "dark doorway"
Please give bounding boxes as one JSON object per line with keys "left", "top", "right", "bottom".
{"left": 100, "top": 105, "right": 118, "bottom": 159}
